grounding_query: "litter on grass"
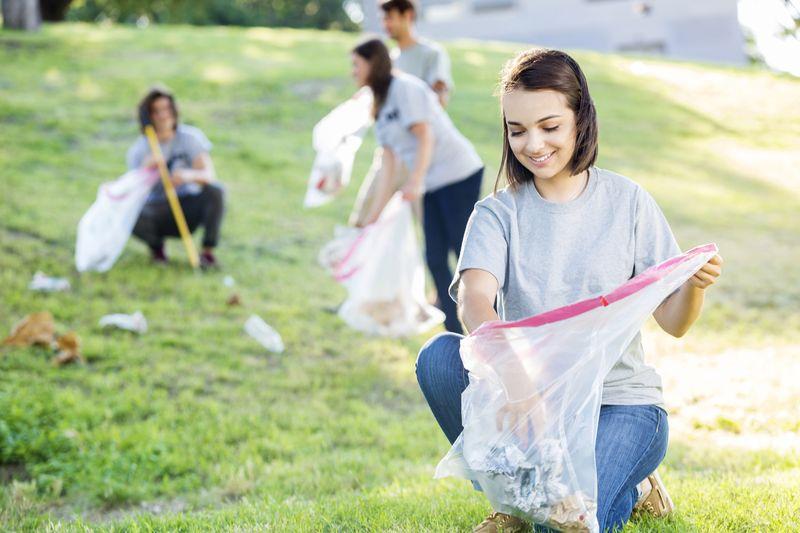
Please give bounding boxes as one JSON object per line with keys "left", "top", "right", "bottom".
{"left": 99, "top": 311, "right": 148, "bottom": 334}
{"left": 244, "top": 314, "right": 285, "bottom": 354}
{"left": 2, "top": 311, "right": 56, "bottom": 347}
{"left": 28, "top": 271, "right": 71, "bottom": 292}
{"left": 53, "top": 332, "right": 83, "bottom": 366}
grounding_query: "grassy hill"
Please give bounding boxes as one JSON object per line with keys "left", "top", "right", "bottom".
{"left": 1, "top": 23, "right": 799, "bottom": 531}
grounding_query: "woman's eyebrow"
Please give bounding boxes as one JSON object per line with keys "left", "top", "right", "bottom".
{"left": 506, "top": 114, "right": 561, "bottom": 126}
{"left": 536, "top": 114, "right": 561, "bottom": 123}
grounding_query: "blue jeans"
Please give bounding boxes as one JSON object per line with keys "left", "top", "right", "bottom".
{"left": 423, "top": 167, "right": 484, "bottom": 334}
{"left": 416, "top": 333, "right": 669, "bottom": 533}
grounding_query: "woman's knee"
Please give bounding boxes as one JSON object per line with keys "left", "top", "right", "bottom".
{"left": 202, "top": 182, "right": 226, "bottom": 205}
{"left": 415, "top": 332, "right": 463, "bottom": 384}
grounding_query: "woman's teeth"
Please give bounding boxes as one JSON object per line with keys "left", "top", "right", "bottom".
{"left": 530, "top": 152, "right": 554, "bottom": 163}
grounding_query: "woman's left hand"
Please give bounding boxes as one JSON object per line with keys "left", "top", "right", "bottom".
{"left": 688, "top": 254, "right": 723, "bottom": 290}
{"left": 401, "top": 179, "right": 424, "bottom": 201}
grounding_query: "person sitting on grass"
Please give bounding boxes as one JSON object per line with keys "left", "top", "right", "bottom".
{"left": 127, "top": 86, "right": 224, "bottom": 268}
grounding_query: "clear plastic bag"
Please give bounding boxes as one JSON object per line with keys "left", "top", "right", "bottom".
{"left": 304, "top": 87, "right": 373, "bottom": 208}
{"left": 435, "top": 244, "right": 718, "bottom": 532}
{"left": 324, "top": 194, "right": 445, "bottom": 337}
{"left": 75, "top": 169, "right": 159, "bottom": 272}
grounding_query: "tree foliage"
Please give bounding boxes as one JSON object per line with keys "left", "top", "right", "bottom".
{"left": 63, "top": 0, "right": 358, "bottom": 30}
{"left": 40, "top": 0, "right": 73, "bottom": 21}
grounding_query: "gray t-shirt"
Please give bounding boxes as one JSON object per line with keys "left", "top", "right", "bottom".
{"left": 391, "top": 38, "right": 453, "bottom": 90}
{"left": 374, "top": 72, "right": 482, "bottom": 193}
{"left": 450, "top": 167, "right": 681, "bottom": 406}
{"left": 126, "top": 124, "right": 212, "bottom": 202}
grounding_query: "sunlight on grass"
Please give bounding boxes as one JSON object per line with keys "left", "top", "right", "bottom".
{"left": 201, "top": 64, "right": 242, "bottom": 85}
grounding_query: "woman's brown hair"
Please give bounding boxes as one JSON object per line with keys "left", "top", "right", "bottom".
{"left": 496, "top": 49, "right": 598, "bottom": 191}
{"left": 352, "top": 38, "right": 393, "bottom": 118}
{"left": 137, "top": 86, "right": 179, "bottom": 133}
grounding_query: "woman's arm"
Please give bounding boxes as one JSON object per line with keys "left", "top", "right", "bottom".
{"left": 360, "top": 147, "right": 398, "bottom": 227}
{"left": 653, "top": 254, "right": 723, "bottom": 337}
{"left": 458, "top": 269, "right": 539, "bottom": 415}
{"left": 457, "top": 268, "right": 501, "bottom": 334}
{"left": 171, "top": 153, "right": 217, "bottom": 186}
{"left": 400, "top": 121, "right": 433, "bottom": 202}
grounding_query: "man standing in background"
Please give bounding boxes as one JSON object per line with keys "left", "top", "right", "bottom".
{"left": 382, "top": 0, "right": 453, "bottom": 107}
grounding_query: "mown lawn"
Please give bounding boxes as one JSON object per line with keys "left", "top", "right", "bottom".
{"left": 1, "top": 23, "right": 799, "bottom": 532}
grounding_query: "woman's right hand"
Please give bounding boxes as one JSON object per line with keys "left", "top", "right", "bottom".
{"left": 495, "top": 391, "right": 547, "bottom": 446}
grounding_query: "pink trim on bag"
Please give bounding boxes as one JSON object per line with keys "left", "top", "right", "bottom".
{"left": 474, "top": 243, "right": 717, "bottom": 335}
{"left": 332, "top": 230, "right": 369, "bottom": 281}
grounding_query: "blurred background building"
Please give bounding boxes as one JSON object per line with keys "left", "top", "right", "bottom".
{"left": 361, "top": 0, "right": 747, "bottom": 65}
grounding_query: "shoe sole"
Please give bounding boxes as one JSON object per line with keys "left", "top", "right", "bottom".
{"left": 648, "top": 470, "right": 676, "bottom": 516}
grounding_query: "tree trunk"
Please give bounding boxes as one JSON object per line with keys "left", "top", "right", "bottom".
{"left": 2, "top": 0, "right": 42, "bottom": 30}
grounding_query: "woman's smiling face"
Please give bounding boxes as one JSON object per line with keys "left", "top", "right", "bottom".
{"left": 502, "top": 89, "right": 578, "bottom": 181}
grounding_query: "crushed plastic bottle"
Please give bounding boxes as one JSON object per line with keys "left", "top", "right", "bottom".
{"left": 244, "top": 314, "right": 285, "bottom": 354}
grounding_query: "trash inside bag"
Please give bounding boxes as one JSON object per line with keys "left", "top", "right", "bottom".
{"left": 324, "top": 194, "right": 445, "bottom": 337}
{"left": 304, "top": 88, "right": 373, "bottom": 208}
{"left": 99, "top": 311, "right": 148, "bottom": 334}
{"left": 75, "top": 168, "right": 159, "bottom": 272}
{"left": 244, "top": 314, "right": 285, "bottom": 354}
{"left": 29, "top": 271, "right": 71, "bottom": 292}
{"left": 435, "top": 244, "right": 719, "bottom": 532}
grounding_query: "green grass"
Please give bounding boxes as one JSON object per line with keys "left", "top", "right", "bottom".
{"left": 1, "top": 23, "right": 799, "bottom": 531}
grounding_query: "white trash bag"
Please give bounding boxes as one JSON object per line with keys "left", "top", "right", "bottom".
{"left": 435, "top": 244, "right": 719, "bottom": 532}
{"left": 324, "top": 194, "right": 444, "bottom": 337}
{"left": 75, "top": 169, "right": 159, "bottom": 272}
{"left": 318, "top": 225, "right": 362, "bottom": 275}
{"left": 304, "top": 87, "right": 373, "bottom": 208}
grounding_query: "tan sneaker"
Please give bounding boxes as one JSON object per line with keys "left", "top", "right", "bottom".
{"left": 472, "top": 511, "right": 530, "bottom": 533}
{"left": 633, "top": 470, "right": 675, "bottom": 518}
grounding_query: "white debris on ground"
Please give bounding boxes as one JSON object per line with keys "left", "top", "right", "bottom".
{"left": 29, "top": 271, "right": 71, "bottom": 292}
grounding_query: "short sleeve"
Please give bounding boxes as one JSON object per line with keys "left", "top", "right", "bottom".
{"left": 397, "top": 80, "right": 434, "bottom": 130}
{"left": 633, "top": 188, "right": 681, "bottom": 275}
{"left": 449, "top": 204, "right": 509, "bottom": 303}
{"left": 182, "top": 126, "right": 212, "bottom": 164}
{"left": 126, "top": 137, "right": 147, "bottom": 170}
{"left": 429, "top": 46, "right": 454, "bottom": 90}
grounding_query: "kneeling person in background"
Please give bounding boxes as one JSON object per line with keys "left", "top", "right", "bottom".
{"left": 127, "top": 87, "right": 224, "bottom": 268}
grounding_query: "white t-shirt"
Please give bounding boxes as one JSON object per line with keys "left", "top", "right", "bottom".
{"left": 374, "top": 73, "right": 482, "bottom": 193}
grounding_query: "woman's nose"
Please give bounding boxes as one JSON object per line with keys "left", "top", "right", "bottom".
{"left": 525, "top": 132, "right": 545, "bottom": 155}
